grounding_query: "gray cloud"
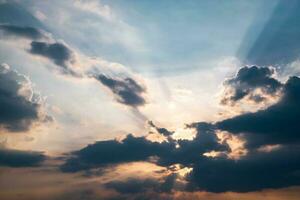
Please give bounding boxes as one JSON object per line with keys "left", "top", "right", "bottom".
{"left": 61, "top": 121, "right": 228, "bottom": 172}
{"left": 0, "top": 24, "right": 45, "bottom": 40}
{"left": 105, "top": 174, "right": 177, "bottom": 195}
{"left": 0, "top": 148, "right": 45, "bottom": 167}
{"left": 29, "top": 41, "right": 77, "bottom": 75}
{"left": 221, "top": 66, "right": 282, "bottom": 105}
{"left": 0, "top": 22, "right": 77, "bottom": 76}
{"left": 0, "top": 21, "right": 146, "bottom": 108}
{"left": 94, "top": 74, "right": 146, "bottom": 107}
{"left": 62, "top": 68, "right": 300, "bottom": 193}
{"left": 61, "top": 134, "right": 175, "bottom": 172}
{"left": 217, "top": 76, "right": 300, "bottom": 149}
{"left": 187, "top": 145, "right": 300, "bottom": 193}
{"left": 148, "top": 121, "right": 174, "bottom": 137}
{"left": 0, "top": 63, "right": 44, "bottom": 132}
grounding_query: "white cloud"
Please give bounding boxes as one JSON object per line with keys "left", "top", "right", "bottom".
{"left": 73, "top": 0, "right": 114, "bottom": 21}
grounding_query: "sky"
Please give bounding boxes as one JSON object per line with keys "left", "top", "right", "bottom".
{"left": 0, "top": 0, "right": 300, "bottom": 199}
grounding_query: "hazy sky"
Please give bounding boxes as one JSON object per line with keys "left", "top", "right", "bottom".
{"left": 0, "top": 0, "right": 300, "bottom": 200}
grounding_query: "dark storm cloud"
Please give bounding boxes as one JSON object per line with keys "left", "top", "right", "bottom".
{"left": 188, "top": 145, "right": 300, "bottom": 193}
{"left": 29, "top": 41, "right": 77, "bottom": 75}
{"left": 0, "top": 148, "right": 45, "bottom": 167}
{"left": 217, "top": 76, "right": 300, "bottom": 148}
{"left": 0, "top": 64, "right": 41, "bottom": 132}
{"left": 61, "top": 122, "right": 227, "bottom": 172}
{"left": 61, "top": 134, "right": 175, "bottom": 172}
{"left": 221, "top": 66, "right": 282, "bottom": 105}
{"left": 94, "top": 74, "right": 146, "bottom": 107}
{"left": 238, "top": 0, "right": 300, "bottom": 66}
{"left": 0, "top": 24, "right": 45, "bottom": 40}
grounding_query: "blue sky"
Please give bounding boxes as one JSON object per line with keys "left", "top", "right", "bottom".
{"left": 17, "top": 0, "right": 279, "bottom": 75}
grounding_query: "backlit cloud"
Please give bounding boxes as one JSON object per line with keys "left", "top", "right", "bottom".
{"left": 94, "top": 74, "right": 147, "bottom": 107}
{"left": 221, "top": 66, "right": 282, "bottom": 106}
{"left": 0, "top": 63, "right": 50, "bottom": 132}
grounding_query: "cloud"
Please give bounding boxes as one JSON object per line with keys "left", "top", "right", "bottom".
{"left": 188, "top": 145, "right": 300, "bottom": 193}
{"left": 0, "top": 148, "right": 45, "bottom": 167}
{"left": 221, "top": 66, "right": 282, "bottom": 106}
{"left": 0, "top": 21, "right": 78, "bottom": 76}
{"left": 0, "top": 23, "right": 147, "bottom": 109}
{"left": 0, "top": 21, "right": 147, "bottom": 108}
{"left": 0, "top": 63, "right": 49, "bottom": 132}
{"left": 105, "top": 174, "right": 177, "bottom": 195}
{"left": 61, "top": 122, "right": 228, "bottom": 172}
{"left": 185, "top": 73, "right": 300, "bottom": 192}
{"left": 0, "top": 22, "right": 77, "bottom": 76}
{"left": 217, "top": 76, "right": 300, "bottom": 149}
{"left": 148, "top": 121, "right": 174, "bottom": 137}
{"left": 73, "top": 0, "right": 113, "bottom": 20}
{"left": 94, "top": 74, "right": 146, "bottom": 107}
{"left": 29, "top": 41, "right": 77, "bottom": 75}
{"left": 0, "top": 24, "right": 45, "bottom": 40}
{"left": 61, "top": 134, "right": 175, "bottom": 172}
{"left": 61, "top": 67, "right": 300, "bottom": 193}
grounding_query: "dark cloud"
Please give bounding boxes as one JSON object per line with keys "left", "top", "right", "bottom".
{"left": 0, "top": 148, "right": 45, "bottom": 167}
{"left": 217, "top": 76, "right": 300, "bottom": 148}
{"left": 61, "top": 122, "right": 227, "bottom": 172}
{"left": 61, "top": 72, "right": 300, "bottom": 193}
{"left": 160, "top": 122, "right": 228, "bottom": 166}
{"left": 148, "top": 121, "right": 174, "bottom": 137}
{"left": 0, "top": 24, "right": 45, "bottom": 40}
{"left": 0, "top": 64, "right": 41, "bottom": 132}
{"left": 159, "top": 173, "right": 178, "bottom": 193}
{"left": 188, "top": 145, "right": 300, "bottom": 193}
{"left": 29, "top": 41, "right": 77, "bottom": 75}
{"left": 61, "top": 134, "right": 175, "bottom": 172}
{"left": 221, "top": 66, "right": 282, "bottom": 105}
{"left": 95, "top": 74, "right": 146, "bottom": 107}
{"left": 186, "top": 75, "right": 300, "bottom": 192}
{"left": 105, "top": 174, "right": 177, "bottom": 195}
{"left": 184, "top": 74, "right": 300, "bottom": 192}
